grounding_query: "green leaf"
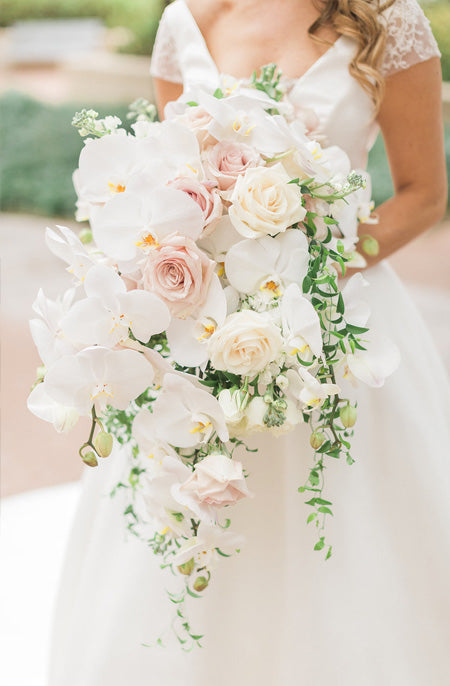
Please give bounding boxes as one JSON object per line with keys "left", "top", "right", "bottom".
{"left": 304, "top": 497, "right": 317, "bottom": 506}
{"left": 186, "top": 587, "right": 202, "bottom": 599}
{"left": 336, "top": 293, "right": 345, "bottom": 315}
{"left": 307, "top": 512, "right": 318, "bottom": 524}
{"left": 213, "top": 88, "right": 224, "bottom": 99}
{"left": 325, "top": 545, "right": 333, "bottom": 560}
{"left": 186, "top": 101, "right": 199, "bottom": 107}
{"left": 318, "top": 506, "right": 333, "bottom": 515}
{"left": 315, "top": 497, "right": 332, "bottom": 505}
{"left": 314, "top": 537, "right": 325, "bottom": 551}
{"left": 346, "top": 323, "right": 369, "bottom": 334}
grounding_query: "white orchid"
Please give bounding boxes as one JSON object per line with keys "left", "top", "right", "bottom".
{"left": 170, "top": 520, "right": 244, "bottom": 568}
{"left": 29, "top": 288, "right": 79, "bottom": 367}
{"left": 135, "top": 454, "right": 215, "bottom": 536}
{"left": 286, "top": 368, "right": 340, "bottom": 410}
{"left": 45, "top": 225, "right": 97, "bottom": 281}
{"left": 225, "top": 229, "right": 309, "bottom": 297}
{"left": 341, "top": 272, "right": 371, "bottom": 328}
{"left": 60, "top": 264, "right": 170, "bottom": 347}
{"left": 90, "top": 185, "right": 204, "bottom": 263}
{"left": 166, "top": 274, "right": 227, "bottom": 367}
{"left": 281, "top": 283, "right": 323, "bottom": 360}
{"left": 151, "top": 373, "right": 229, "bottom": 448}
{"left": 43, "top": 346, "right": 155, "bottom": 416}
{"left": 27, "top": 382, "right": 79, "bottom": 433}
{"left": 339, "top": 330, "right": 401, "bottom": 388}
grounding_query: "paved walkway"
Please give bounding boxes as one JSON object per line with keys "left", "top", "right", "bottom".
{"left": 1, "top": 212, "right": 449, "bottom": 497}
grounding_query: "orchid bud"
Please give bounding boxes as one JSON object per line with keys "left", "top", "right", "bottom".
{"left": 79, "top": 228, "right": 93, "bottom": 245}
{"left": 36, "top": 365, "right": 46, "bottom": 382}
{"left": 340, "top": 404, "right": 357, "bottom": 428}
{"left": 177, "top": 558, "right": 195, "bottom": 576}
{"left": 361, "top": 235, "right": 379, "bottom": 257}
{"left": 94, "top": 431, "right": 113, "bottom": 458}
{"left": 310, "top": 431, "right": 325, "bottom": 450}
{"left": 193, "top": 576, "right": 209, "bottom": 592}
{"left": 82, "top": 450, "right": 98, "bottom": 467}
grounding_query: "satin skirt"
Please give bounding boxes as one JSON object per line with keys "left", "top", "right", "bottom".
{"left": 48, "top": 261, "right": 450, "bottom": 686}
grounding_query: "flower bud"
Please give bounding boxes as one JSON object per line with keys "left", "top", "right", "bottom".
{"left": 36, "top": 365, "right": 46, "bottom": 383}
{"left": 193, "top": 576, "right": 209, "bottom": 592}
{"left": 263, "top": 392, "right": 273, "bottom": 404}
{"left": 361, "top": 235, "right": 379, "bottom": 257}
{"left": 177, "top": 558, "right": 195, "bottom": 576}
{"left": 79, "top": 228, "right": 93, "bottom": 245}
{"left": 82, "top": 450, "right": 98, "bottom": 467}
{"left": 94, "top": 431, "right": 113, "bottom": 458}
{"left": 275, "top": 374, "right": 289, "bottom": 391}
{"left": 273, "top": 398, "right": 287, "bottom": 411}
{"left": 340, "top": 404, "right": 357, "bottom": 428}
{"left": 310, "top": 431, "right": 325, "bottom": 450}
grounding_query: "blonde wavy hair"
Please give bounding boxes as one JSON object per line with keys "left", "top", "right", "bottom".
{"left": 308, "top": 0, "right": 396, "bottom": 112}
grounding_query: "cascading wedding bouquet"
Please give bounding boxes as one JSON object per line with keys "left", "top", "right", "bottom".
{"left": 28, "top": 65, "right": 400, "bottom": 649}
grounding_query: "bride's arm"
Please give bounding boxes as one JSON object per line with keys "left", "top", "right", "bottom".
{"left": 356, "top": 56, "right": 447, "bottom": 270}
{"left": 153, "top": 78, "right": 183, "bottom": 120}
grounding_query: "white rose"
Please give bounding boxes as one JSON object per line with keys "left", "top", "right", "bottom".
{"left": 208, "top": 310, "right": 283, "bottom": 376}
{"left": 228, "top": 163, "right": 306, "bottom": 239}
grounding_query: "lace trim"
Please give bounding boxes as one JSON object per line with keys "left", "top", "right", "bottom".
{"left": 381, "top": 0, "right": 441, "bottom": 77}
{"left": 150, "top": 9, "right": 183, "bottom": 83}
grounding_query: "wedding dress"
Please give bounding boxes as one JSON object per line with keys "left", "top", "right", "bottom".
{"left": 48, "top": 1, "right": 450, "bottom": 684}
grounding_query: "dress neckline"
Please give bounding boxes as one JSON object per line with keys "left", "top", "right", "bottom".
{"left": 178, "top": 0, "right": 346, "bottom": 87}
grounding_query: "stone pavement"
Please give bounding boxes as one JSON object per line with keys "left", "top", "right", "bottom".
{"left": 1, "top": 212, "right": 449, "bottom": 497}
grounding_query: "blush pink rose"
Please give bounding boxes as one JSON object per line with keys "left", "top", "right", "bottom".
{"left": 203, "top": 140, "right": 261, "bottom": 191}
{"left": 176, "top": 105, "right": 215, "bottom": 147}
{"left": 142, "top": 234, "right": 215, "bottom": 318}
{"left": 179, "top": 453, "right": 252, "bottom": 507}
{"left": 169, "top": 177, "right": 223, "bottom": 236}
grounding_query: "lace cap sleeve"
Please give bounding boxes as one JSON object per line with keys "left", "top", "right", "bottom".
{"left": 380, "top": 0, "right": 441, "bottom": 77}
{"left": 150, "top": 7, "right": 183, "bottom": 83}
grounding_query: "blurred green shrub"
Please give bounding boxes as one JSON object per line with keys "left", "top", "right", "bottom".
{"left": 0, "top": 0, "right": 164, "bottom": 56}
{"left": 0, "top": 91, "right": 129, "bottom": 217}
{"left": 424, "top": 1, "right": 450, "bottom": 82}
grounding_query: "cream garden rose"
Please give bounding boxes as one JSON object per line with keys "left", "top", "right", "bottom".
{"left": 228, "top": 162, "right": 306, "bottom": 239}
{"left": 208, "top": 310, "right": 283, "bottom": 375}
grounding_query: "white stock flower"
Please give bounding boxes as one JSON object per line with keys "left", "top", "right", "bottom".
{"left": 225, "top": 229, "right": 309, "bottom": 297}
{"left": 208, "top": 310, "right": 283, "bottom": 376}
{"left": 60, "top": 264, "right": 171, "bottom": 347}
{"left": 151, "top": 374, "right": 229, "bottom": 448}
{"left": 229, "top": 163, "right": 306, "bottom": 239}
{"left": 281, "top": 283, "right": 323, "bottom": 360}
{"left": 44, "top": 346, "right": 155, "bottom": 415}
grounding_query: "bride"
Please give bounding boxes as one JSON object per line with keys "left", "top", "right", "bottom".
{"left": 48, "top": 0, "right": 450, "bottom": 684}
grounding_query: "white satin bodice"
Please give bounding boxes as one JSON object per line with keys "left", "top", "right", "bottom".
{"left": 150, "top": 0, "right": 441, "bottom": 170}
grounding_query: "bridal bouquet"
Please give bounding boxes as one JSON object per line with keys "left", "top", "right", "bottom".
{"left": 28, "top": 66, "right": 400, "bottom": 648}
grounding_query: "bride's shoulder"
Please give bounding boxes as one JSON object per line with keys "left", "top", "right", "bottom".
{"left": 379, "top": 0, "right": 441, "bottom": 77}
{"left": 184, "top": 0, "right": 228, "bottom": 26}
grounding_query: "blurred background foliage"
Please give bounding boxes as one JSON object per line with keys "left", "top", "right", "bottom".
{"left": 0, "top": 0, "right": 448, "bottom": 217}
{"left": 0, "top": 0, "right": 448, "bottom": 73}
